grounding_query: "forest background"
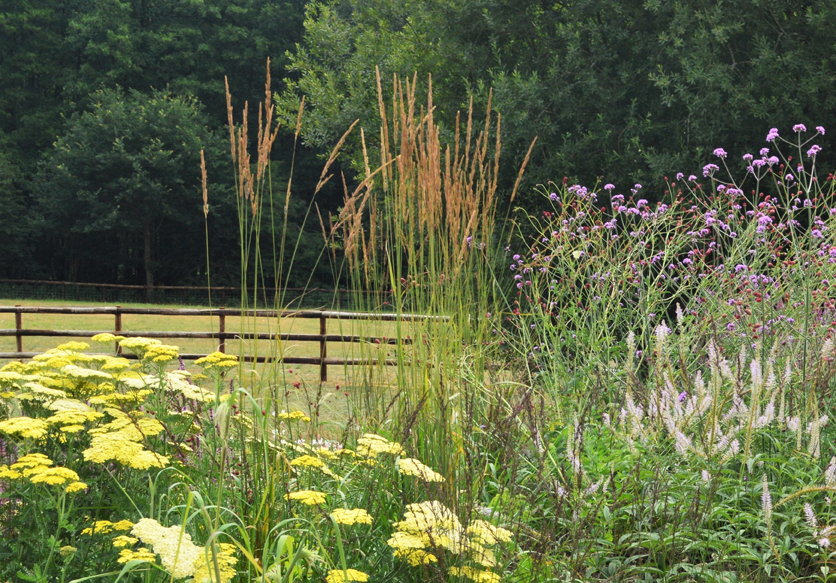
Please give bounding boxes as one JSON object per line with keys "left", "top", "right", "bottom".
{"left": 1, "top": 0, "right": 834, "bottom": 290}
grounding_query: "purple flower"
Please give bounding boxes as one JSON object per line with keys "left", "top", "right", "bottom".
{"left": 634, "top": 183, "right": 642, "bottom": 190}
{"left": 793, "top": 123, "right": 807, "bottom": 133}
{"left": 742, "top": 153, "right": 753, "bottom": 161}
{"left": 760, "top": 147, "right": 770, "bottom": 156}
{"left": 513, "top": 254, "right": 520, "bottom": 261}
{"left": 675, "top": 172, "right": 684, "bottom": 181}
{"left": 816, "top": 126, "right": 826, "bottom": 135}
{"left": 785, "top": 173, "right": 794, "bottom": 182}
{"left": 549, "top": 192, "right": 558, "bottom": 201}
{"left": 713, "top": 148, "right": 727, "bottom": 158}
{"left": 808, "top": 144, "right": 822, "bottom": 158}
{"left": 703, "top": 163, "right": 719, "bottom": 177}
{"left": 678, "top": 391, "right": 688, "bottom": 403}
{"left": 766, "top": 128, "right": 780, "bottom": 141}
{"left": 604, "top": 183, "right": 615, "bottom": 190}
{"left": 688, "top": 175, "right": 697, "bottom": 182}
{"left": 767, "top": 156, "right": 779, "bottom": 166}
{"left": 812, "top": 229, "right": 824, "bottom": 238}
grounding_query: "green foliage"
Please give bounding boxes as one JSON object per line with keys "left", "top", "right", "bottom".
{"left": 34, "top": 87, "right": 237, "bottom": 286}
{"left": 280, "top": 0, "right": 836, "bottom": 206}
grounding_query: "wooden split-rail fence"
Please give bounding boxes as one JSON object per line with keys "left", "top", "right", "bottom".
{"left": 0, "top": 305, "right": 446, "bottom": 382}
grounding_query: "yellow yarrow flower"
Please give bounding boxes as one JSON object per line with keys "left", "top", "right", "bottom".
{"left": 357, "top": 433, "right": 404, "bottom": 457}
{"left": 28, "top": 466, "right": 80, "bottom": 486}
{"left": 0, "top": 464, "right": 22, "bottom": 480}
{"left": 390, "top": 501, "right": 465, "bottom": 553}
{"left": 143, "top": 344, "right": 180, "bottom": 363}
{"left": 10, "top": 453, "right": 53, "bottom": 472}
{"left": 285, "top": 490, "right": 327, "bottom": 505}
{"left": 277, "top": 410, "right": 310, "bottom": 422}
{"left": 192, "top": 542, "right": 238, "bottom": 583}
{"left": 112, "top": 535, "right": 139, "bottom": 548}
{"left": 0, "top": 416, "right": 49, "bottom": 439}
{"left": 91, "top": 333, "right": 126, "bottom": 343}
{"left": 65, "top": 481, "right": 88, "bottom": 493}
{"left": 290, "top": 455, "right": 325, "bottom": 468}
{"left": 448, "top": 566, "right": 500, "bottom": 583}
{"left": 83, "top": 433, "right": 169, "bottom": 470}
{"left": 325, "top": 569, "right": 369, "bottom": 583}
{"left": 466, "top": 520, "right": 514, "bottom": 545}
{"left": 393, "top": 548, "right": 437, "bottom": 566}
{"left": 82, "top": 520, "right": 117, "bottom": 535}
{"left": 330, "top": 508, "right": 373, "bottom": 526}
{"left": 59, "top": 545, "right": 78, "bottom": 557}
{"left": 55, "top": 341, "right": 90, "bottom": 352}
{"left": 117, "top": 547, "right": 157, "bottom": 564}
{"left": 131, "top": 518, "right": 201, "bottom": 579}
{"left": 397, "top": 458, "right": 444, "bottom": 482}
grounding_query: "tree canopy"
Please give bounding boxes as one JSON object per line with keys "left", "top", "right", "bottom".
{"left": 1, "top": 0, "right": 835, "bottom": 286}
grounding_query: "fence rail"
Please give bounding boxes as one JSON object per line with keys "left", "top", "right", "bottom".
{"left": 0, "top": 278, "right": 392, "bottom": 309}
{"left": 0, "top": 305, "right": 447, "bottom": 382}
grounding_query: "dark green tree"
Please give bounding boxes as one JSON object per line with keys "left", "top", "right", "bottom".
{"left": 35, "top": 88, "right": 237, "bottom": 288}
{"left": 279, "top": 0, "right": 836, "bottom": 204}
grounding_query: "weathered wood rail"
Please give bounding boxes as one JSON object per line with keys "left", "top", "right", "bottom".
{"left": 0, "top": 306, "right": 447, "bottom": 382}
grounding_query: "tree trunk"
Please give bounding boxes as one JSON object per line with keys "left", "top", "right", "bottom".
{"left": 143, "top": 218, "right": 154, "bottom": 298}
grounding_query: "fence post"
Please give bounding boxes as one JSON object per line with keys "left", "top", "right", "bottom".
{"left": 320, "top": 312, "right": 327, "bottom": 383}
{"left": 14, "top": 304, "right": 22, "bottom": 354}
{"left": 114, "top": 305, "right": 122, "bottom": 355}
{"left": 218, "top": 308, "right": 226, "bottom": 353}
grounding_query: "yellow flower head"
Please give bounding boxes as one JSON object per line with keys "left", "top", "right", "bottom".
{"left": 91, "top": 333, "right": 126, "bottom": 343}
{"left": 448, "top": 566, "right": 500, "bottom": 583}
{"left": 117, "top": 547, "right": 157, "bottom": 564}
{"left": 28, "top": 466, "right": 80, "bottom": 486}
{"left": 466, "top": 520, "right": 514, "bottom": 545}
{"left": 10, "top": 453, "right": 52, "bottom": 469}
{"left": 131, "top": 518, "right": 202, "bottom": 578}
{"left": 143, "top": 344, "right": 180, "bottom": 363}
{"left": 285, "top": 490, "right": 327, "bottom": 505}
{"left": 83, "top": 433, "right": 169, "bottom": 470}
{"left": 330, "top": 508, "right": 373, "bottom": 526}
{"left": 390, "top": 501, "right": 464, "bottom": 553}
{"left": 357, "top": 433, "right": 404, "bottom": 457}
{"left": 192, "top": 542, "right": 238, "bottom": 583}
{"left": 0, "top": 417, "right": 49, "bottom": 439}
{"left": 82, "top": 520, "right": 116, "bottom": 535}
{"left": 0, "top": 464, "right": 22, "bottom": 480}
{"left": 112, "top": 535, "right": 139, "bottom": 548}
{"left": 290, "top": 455, "right": 326, "bottom": 468}
{"left": 326, "top": 569, "right": 369, "bottom": 583}
{"left": 59, "top": 545, "right": 78, "bottom": 557}
{"left": 277, "top": 410, "right": 311, "bottom": 422}
{"left": 397, "top": 458, "right": 444, "bottom": 482}
{"left": 393, "top": 548, "right": 438, "bottom": 566}
{"left": 195, "top": 351, "right": 238, "bottom": 371}
{"left": 65, "top": 481, "right": 88, "bottom": 493}
{"left": 55, "top": 341, "right": 90, "bottom": 352}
